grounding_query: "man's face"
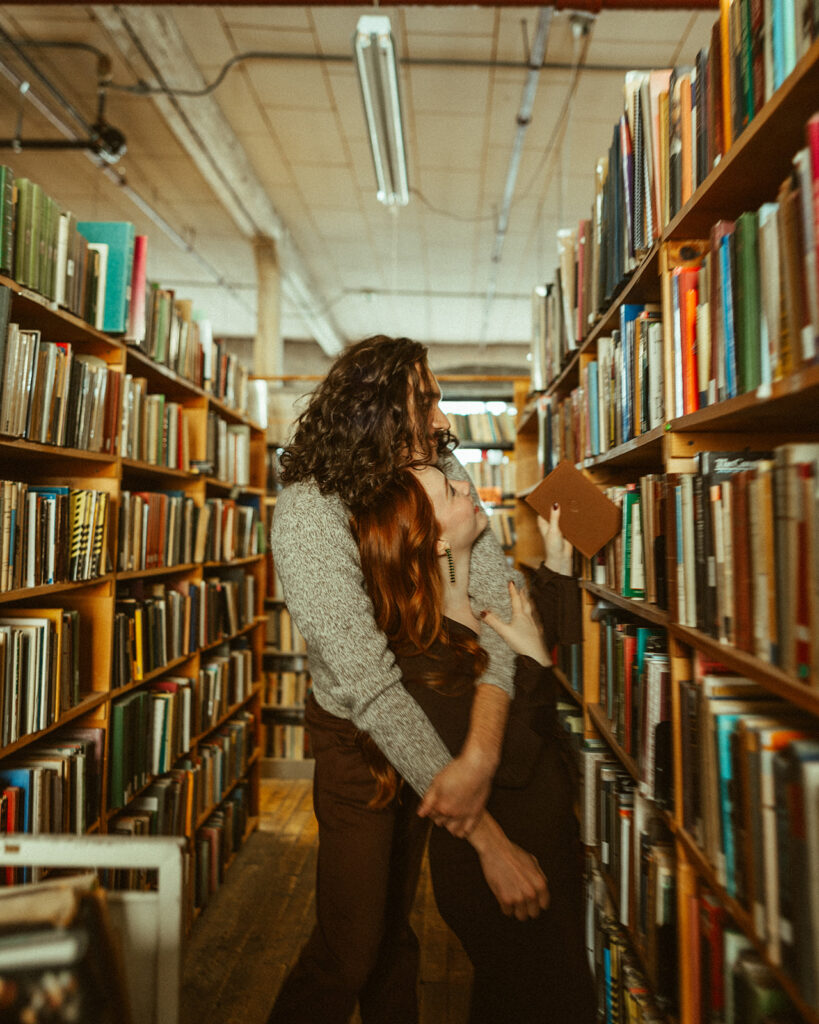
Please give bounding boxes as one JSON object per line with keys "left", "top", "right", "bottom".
{"left": 409, "top": 368, "right": 450, "bottom": 462}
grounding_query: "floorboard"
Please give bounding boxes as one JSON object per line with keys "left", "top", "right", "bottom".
{"left": 181, "top": 778, "right": 472, "bottom": 1024}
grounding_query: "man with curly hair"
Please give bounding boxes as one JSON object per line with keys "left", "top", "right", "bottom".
{"left": 267, "top": 336, "right": 544, "bottom": 1024}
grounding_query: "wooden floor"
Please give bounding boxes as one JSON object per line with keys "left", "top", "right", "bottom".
{"left": 181, "top": 778, "right": 472, "bottom": 1024}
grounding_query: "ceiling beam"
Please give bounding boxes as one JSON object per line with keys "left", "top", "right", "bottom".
{"left": 92, "top": 4, "right": 345, "bottom": 356}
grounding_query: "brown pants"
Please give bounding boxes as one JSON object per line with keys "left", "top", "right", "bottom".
{"left": 267, "top": 695, "right": 429, "bottom": 1024}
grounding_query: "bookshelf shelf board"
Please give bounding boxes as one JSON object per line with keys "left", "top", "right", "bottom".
{"left": 262, "top": 705, "right": 306, "bottom": 718}
{"left": 261, "top": 756, "right": 315, "bottom": 780}
{"left": 204, "top": 477, "right": 265, "bottom": 496}
{"left": 200, "top": 618, "right": 262, "bottom": 654}
{"left": 542, "top": 243, "right": 662, "bottom": 401}
{"left": 517, "top": 397, "right": 541, "bottom": 436}
{"left": 0, "top": 273, "right": 122, "bottom": 349}
{"left": 0, "top": 690, "right": 108, "bottom": 759}
{"left": 456, "top": 440, "right": 514, "bottom": 451}
{"left": 189, "top": 682, "right": 262, "bottom": 750}
{"left": 0, "top": 437, "right": 118, "bottom": 464}
{"left": 0, "top": 573, "right": 114, "bottom": 604}
{"left": 112, "top": 650, "right": 197, "bottom": 695}
{"left": 673, "top": 822, "right": 819, "bottom": 1024}
{"left": 666, "top": 36, "right": 819, "bottom": 240}
{"left": 262, "top": 647, "right": 308, "bottom": 658}
{"left": 553, "top": 667, "right": 582, "bottom": 705}
{"left": 125, "top": 345, "right": 205, "bottom": 402}
{"left": 206, "top": 394, "right": 263, "bottom": 433}
{"left": 668, "top": 362, "right": 819, "bottom": 436}
{"left": 546, "top": 350, "right": 580, "bottom": 399}
{"left": 581, "top": 424, "right": 666, "bottom": 472}
{"left": 670, "top": 624, "right": 819, "bottom": 716}
{"left": 263, "top": 596, "right": 286, "bottom": 606}
{"left": 263, "top": 495, "right": 277, "bottom": 506}
{"left": 203, "top": 553, "right": 263, "bottom": 569}
{"left": 116, "top": 562, "right": 198, "bottom": 581}
{"left": 120, "top": 458, "right": 193, "bottom": 482}
{"left": 581, "top": 582, "right": 670, "bottom": 627}
{"left": 586, "top": 702, "right": 640, "bottom": 781}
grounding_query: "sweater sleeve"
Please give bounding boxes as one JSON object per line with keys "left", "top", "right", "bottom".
{"left": 270, "top": 481, "right": 453, "bottom": 796}
{"left": 443, "top": 454, "right": 520, "bottom": 698}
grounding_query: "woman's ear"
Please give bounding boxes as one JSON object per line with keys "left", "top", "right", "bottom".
{"left": 435, "top": 538, "right": 449, "bottom": 558}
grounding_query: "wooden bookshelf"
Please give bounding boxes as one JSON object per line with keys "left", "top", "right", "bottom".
{"left": 0, "top": 279, "right": 265, "bottom": 933}
{"left": 516, "top": 35, "right": 819, "bottom": 1024}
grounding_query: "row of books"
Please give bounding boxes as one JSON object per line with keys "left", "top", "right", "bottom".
{"left": 592, "top": 474, "right": 669, "bottom": 610}
{"left": 0, "top": 481, "right": 110, "bottom": 592}
{"left": 674, "top": 445, "right": 817, "bottom": 681}
{"left": 0, "top": 168, "right": 254, "bottom": 419}
{"left": 532, "top": 64, "right": 819, "bottom": 391}
{"left": 108, "top": 684, "right": 255, "bottom": 811}
{"left": 264, "top": 604, "right": 306, "bottom": 653}
{"left": 119, "top": 377, "right": 191, "bottom": 470}
{"left": 206, "top": 415, "right": 252, "bottom": 487}
{"left": 0, "top": 313, "right": 119, "bottom": 457}
{"left": 263, "top": 668, "right": 310, "bottom": 709}
{"left": 585, "top": 771, "right": 678, "bottom": 1012}
{"left": 695, "top": 887, "right": 799, "bottom": 1024}
{"left": 447, "top": 409, "right": 515, "bottom": 445}
{"left": 114, "top": 573, "right": 256, "bottom": 685}
{"left": 462, "top": 454, "right": 515, "bottom": 500}
{"left": 0, "top": 608, "right": 82, "bottom": 746}
{"left": 595, "top": 614, "right": 671, "bottom": 794}
{"left": 264, "top": 720, "right": 310, "bottom": 760}
{"left": 586, "top": 863, "right": 669, "bottom": 1022}
{"left": 117, "top": 491, "right": 260, "bottom": 574}
{"left": 194, "top": 783, "right": 250, "bottom": 909}
{"left": 0, "top": 727, "right": 102, "bottom": 869}
{"left": 678, "top": 659, "right": 819, "bottom": 1007}
{"left": 675, "top": 163, "right": 818, "bottom": 421}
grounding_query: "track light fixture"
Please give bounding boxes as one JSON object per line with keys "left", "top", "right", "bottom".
{"left": 352, "top": 15, "right": 409, "bottom": 207}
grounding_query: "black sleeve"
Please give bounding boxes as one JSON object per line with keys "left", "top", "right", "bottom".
{"left": 528, "top": 565, "right": 582, "bottom": 649}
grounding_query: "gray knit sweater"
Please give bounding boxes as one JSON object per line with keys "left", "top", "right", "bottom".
{"left": 269, "top": 453, "right": 519, "bottom": 796}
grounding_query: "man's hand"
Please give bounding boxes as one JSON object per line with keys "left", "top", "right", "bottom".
{"left": 418, "top": 745, "right": 492, "bottom": 838}
{"left": 468, "top": 813, "right": 550, "bottom": 920}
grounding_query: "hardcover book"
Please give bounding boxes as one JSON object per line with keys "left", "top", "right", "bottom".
{"left": 525, "top": 460, "right": 621, "bottom": 559}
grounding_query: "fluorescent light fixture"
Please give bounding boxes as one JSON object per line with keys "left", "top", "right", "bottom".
{"left": 353, "top": 15, "right": 409, "bottom": 207}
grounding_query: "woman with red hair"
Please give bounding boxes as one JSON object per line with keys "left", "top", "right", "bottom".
{"left": 352, "top": 466, "right": 596, "bottom": 1024}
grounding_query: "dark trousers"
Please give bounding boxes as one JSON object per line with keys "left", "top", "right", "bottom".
{"left": 267, "top": 695, "right": 429, "bottom": 1024}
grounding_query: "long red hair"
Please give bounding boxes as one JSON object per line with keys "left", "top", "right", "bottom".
{"left": 352, "top": 472, "right": 488, "bottom": 807}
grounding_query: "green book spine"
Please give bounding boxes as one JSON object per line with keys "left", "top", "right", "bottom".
{"left": 109, "top": 700, "right": 126, "bottom": 809}
{"left": 13, "top": 179, "right": 32, "bottom": 288}
{"left": 734, "top": 209, "right": 762, "bottom": 393}
{"left": 0, "top": 166, "right": 14, "bottom": 275}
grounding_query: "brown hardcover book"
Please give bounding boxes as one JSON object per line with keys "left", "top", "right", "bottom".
{"left": 525, "top": 460, "right": 621, "bottom": 559}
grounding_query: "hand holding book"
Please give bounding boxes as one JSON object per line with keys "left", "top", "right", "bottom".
{"left": 525, "top": 460, "right": 621, "bottom": 560}
{"left": 536, "top": 502, "right": 574, "bottom": 576}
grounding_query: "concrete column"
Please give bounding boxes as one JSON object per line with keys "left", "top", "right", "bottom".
{"left": 253, "top": 234, "right": 282, "bottom": 377}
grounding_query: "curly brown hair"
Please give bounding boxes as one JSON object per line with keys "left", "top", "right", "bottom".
{"left": 352, "top": 472, "right": 488, "bottom": 808}
{"left": 278, "top": 335, "right": 456, "bottom": 510}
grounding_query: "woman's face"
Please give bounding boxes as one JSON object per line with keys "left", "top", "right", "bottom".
{"left": 407, "top": 366, "right": 450, "bottom": 461}
{"left": 412, "top": 466, "right": 487, "bottom": 554}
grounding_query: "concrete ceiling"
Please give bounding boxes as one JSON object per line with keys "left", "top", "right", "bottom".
{"left": 0, "top": 4, "right": 715, "bottom": 376}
